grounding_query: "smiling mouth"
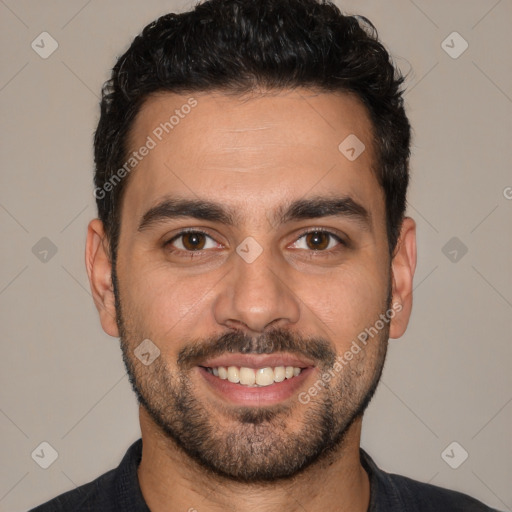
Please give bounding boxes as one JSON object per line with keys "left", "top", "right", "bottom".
{"left": 203, "top": 365, "right": 304, "bottom": 387}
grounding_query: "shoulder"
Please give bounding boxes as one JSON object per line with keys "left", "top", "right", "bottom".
{"left": 360, "top": 449, "right": 500, "bottom": 512}
{"left": 386, "top": 472, "right": 499, "bottom": 511}
{"left": 29, "top": 439, "right": 147, "bottom": 512}
{"left": 29, "top": 468, "right": 117, "bottom": 511}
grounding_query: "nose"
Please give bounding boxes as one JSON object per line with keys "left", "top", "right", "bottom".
{"left": 212, "top": 246, "right": 301, "bottom": 335}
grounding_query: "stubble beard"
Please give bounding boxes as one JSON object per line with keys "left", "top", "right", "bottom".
{"left": 112, "top": 265, "right": 390, "bottom": 482}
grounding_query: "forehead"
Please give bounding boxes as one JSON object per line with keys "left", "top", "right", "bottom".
{"left": 120, "top": 88, "right": 383, "bottom": 231}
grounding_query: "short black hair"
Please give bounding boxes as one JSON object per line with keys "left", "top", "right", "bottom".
{"left": 93, "top": 0, "right": 411, "bottom": 263}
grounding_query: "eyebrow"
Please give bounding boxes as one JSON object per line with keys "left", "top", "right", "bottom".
{"left": 137, "top": 195, "right": 371, "bottom": 232}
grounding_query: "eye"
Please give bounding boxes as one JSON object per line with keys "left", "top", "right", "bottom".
{"left": 165, "top": 230, "right": 220, "bottom": 252}
{"left": 164, "top": 228, "right": 345, "bottom": 256}
{"left": 290, "top": 229, "right": 344, "bottom": 251}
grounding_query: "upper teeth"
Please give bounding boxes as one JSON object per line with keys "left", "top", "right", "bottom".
{"left": 208, "top": 366, "right": 302, "bottom": 387}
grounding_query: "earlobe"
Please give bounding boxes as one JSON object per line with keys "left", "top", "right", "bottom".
{"left": 389, "top": 217, "right": 417, "bottom": 339}
{"left": 85, "top": 219, "right": 119, "bottom": 337}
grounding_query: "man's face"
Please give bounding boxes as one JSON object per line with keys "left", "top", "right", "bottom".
{"left": 110, "top": 89, "right": 397, "bottom": 481}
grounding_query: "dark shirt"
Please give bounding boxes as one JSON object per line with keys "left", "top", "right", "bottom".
{"left": 30, "top": 439, "right": 500, "bottom": 511}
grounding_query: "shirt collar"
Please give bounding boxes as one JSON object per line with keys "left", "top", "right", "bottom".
{"left": 113, "top": 438, "right": 150, "bottom": 512}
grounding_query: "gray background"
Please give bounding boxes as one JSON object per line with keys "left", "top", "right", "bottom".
{"left": 1, "top": 1, "right": 511, "bottom": 510}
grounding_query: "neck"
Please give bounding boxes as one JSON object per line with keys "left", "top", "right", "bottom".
{"left": 137, "top": 407, "right": 370, "bottom": 512}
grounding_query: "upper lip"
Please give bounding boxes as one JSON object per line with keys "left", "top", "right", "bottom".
{"left": 199, "top": 353, "right": 315, "bottom": 369}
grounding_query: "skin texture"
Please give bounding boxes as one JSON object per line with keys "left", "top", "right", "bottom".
{"left": 86, "top": 88, "right": 416, "bottom": 512}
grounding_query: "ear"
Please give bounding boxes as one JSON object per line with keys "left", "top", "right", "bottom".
{"left": 389, "top": 217, "right": 417, "bottom": 339}
{"left": 85, "top": 219, "right": 119, "bottom": 337}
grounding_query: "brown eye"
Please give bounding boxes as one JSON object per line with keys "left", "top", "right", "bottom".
{"left": 290, "top": 230, "right": 344, "bottom": 252}
{"left": 305, "top": 231, "right": 330, "bottom": 250}
{"left": 181, "top": 232, "right": 206, "bottom": 250}
{"left": 166, "top": 230, "right": 218, "bottom": 253}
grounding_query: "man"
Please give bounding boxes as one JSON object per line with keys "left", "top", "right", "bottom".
{"left": 32, "top": 0, "right": 500, "bottom": 510}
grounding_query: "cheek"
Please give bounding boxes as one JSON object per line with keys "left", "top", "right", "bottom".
{"left": 117, "top": 257, "right": 220, "bottom": 340}
{"left": 301, "top": 262, "right": 389, "bottom": 336}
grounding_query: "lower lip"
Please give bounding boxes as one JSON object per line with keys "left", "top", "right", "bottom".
{"left": 198, "top": 366, "right": 314, "bottom": 406}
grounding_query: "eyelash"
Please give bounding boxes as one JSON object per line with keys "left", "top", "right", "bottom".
{"left": 164, "top": 228, "right": 347, "bottom": 257}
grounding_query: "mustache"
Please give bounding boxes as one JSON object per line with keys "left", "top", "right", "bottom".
{"left": 177, "top": 329, "right": 336, "bottom": 370}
